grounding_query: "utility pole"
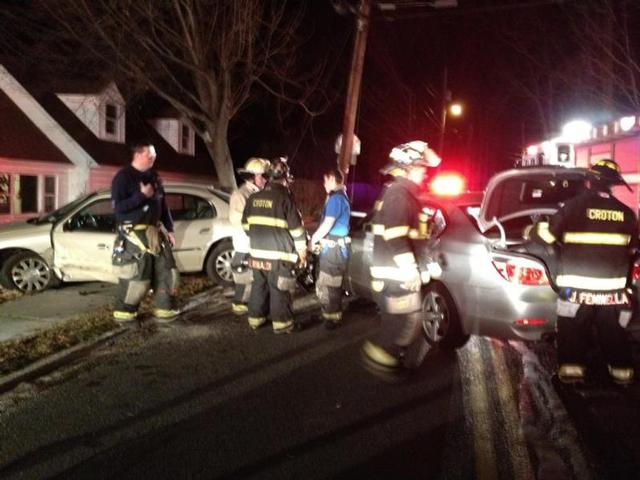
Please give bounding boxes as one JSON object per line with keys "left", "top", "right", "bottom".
{"left": 338, "top": 0, "right": 371, "bottom": 177}
{"left": 438, "top": 66, "right": 451, "bottom": 157}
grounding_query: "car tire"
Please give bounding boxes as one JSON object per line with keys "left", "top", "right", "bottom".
{"left": 0, "top": 251, "right": 56, "bottom": 292}
{"left": 421, "top": 282, "right": 469, "bottom": 350}
{"left": 205, "top": 240, "right": 235, "bottom": 287}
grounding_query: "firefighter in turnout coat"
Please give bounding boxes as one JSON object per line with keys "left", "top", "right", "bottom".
{"left": 536, "top": 159, "right": 638, "bottom": 385}
{"left": 242, "top": 158, "right": 307, "bottom": 334}
{"left": 228, "top": 158, "right": 270, "bottom": 315}
{"left": 362, "top": 141, "right": 442, "bottom": 371}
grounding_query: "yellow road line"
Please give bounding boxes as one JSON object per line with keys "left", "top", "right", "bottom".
{"left": 489, "top": 339, "right": 534, "bottom": 479}
{"left": 460, "top": 337, "right": 499, "bottom": 480}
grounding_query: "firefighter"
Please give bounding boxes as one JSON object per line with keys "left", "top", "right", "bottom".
{"left": 309, "top": 168, "right": 351, "bottom": 329}
{"left": 228, "top": 157, "right": 270, "bottom": 315}
{"left": 111, "top": 141, "right": 180, "bottom": 323}
{"left": 242, "top": 157, "right": 307, "bottom": 334}
{"left": 362, "top": 141, "right": 441, "bottom": 371}
{"left": 535, "top": 159, "right": 638, "bottom": 385}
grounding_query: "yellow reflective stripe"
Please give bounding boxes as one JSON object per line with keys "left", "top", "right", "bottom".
{"left": 363, "top": 341, "right": 399, "bottom": 367}
{"left": 408, "top": 228, "right": 423, "bottom": 239}
{"left": 247, "top": 216, "right": 288, "bottom": 229}
{"left": 322, "top": 311, "right": 342, "bottom": 321}
{"left": 383, "top": 225, "right": 410, "bottom": 240}
{"left": 370, "top": 266, "right": 417, "bottom": 281}
{"left": 371, "top": 280, "right": 385, "bottom": 292}
{"left": 536, "top": 222, "right": 556, "bottom": 244}
{"left": 372, "top": 224, "right": 385, "bottom": 235}
{"left": 563, "top": 232, "right": 630, "bottom": 246}
{"left": 556, "top": 274, "right": 627, "bottom": 290}
{"left": 242, "top": 223, "right": 250, "bottom": 231}
{"left": 374, "top": 200, "right": 384, "bottom": 211}
{"left": 249, "top": 248, "right": 298, "bottom": 263}
{"left": 289, "top": 226, "right": 305, "bottom": 238}
{"left": 393, "top": 251, "right": 417, "bottom": 268}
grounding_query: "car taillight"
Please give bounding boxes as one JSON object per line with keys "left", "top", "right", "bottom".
{"left": 491, "top": 257, "right": 549, "bottom": 285}
{"left": 632, "top": 264, "right": 640, "bottom": 281}
{"left": 513, "top": 318, "right": 547, "bottom": 327}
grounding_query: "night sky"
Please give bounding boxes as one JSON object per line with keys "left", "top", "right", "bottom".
{"left": 243, "top": 0, "right": 640, "bottom": 192}
{"left": 2, "top": 1, "right": 639, "bottom": 195}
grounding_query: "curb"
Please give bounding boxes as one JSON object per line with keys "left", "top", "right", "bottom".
{"left": 0, "top": 327, "right": 129, "bottom": 395}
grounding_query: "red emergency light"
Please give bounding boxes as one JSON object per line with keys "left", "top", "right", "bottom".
{"left": 429, "top": 172, "right": 466, "bottom": 196}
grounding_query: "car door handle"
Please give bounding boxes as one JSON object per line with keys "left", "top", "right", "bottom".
{"left": 199, "top": 228, "right": 210, "bottom": 234}
{"left": 97, "top": 243, "right": 110, "bottom": 250}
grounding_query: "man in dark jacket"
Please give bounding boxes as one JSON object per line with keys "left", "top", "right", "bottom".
{"left": 242, "top": 157, "right": 307, "bottom": 334}
{"left": 362, "top": 141, "right": 441, "bottom": 371}
{"left": 111, "top": 141, "right": 179, "bottom": 323}
{"left": 535, "top": 159, "right": 638, "bottom": 384}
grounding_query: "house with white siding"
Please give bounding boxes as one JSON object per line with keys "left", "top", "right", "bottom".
{"left": 0, "top": 65, "right": 216, "bottom": 223}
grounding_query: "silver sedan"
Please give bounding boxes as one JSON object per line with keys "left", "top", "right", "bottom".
{"left": 346, "top": 167, "right": 600, "bottom": 350}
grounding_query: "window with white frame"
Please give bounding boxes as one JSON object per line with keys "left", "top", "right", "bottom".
{"left": 0, "top": 174, "right": 58, "bottom": 216}
{"left": 103, "top": 102, "right": 124, "bottom": 142}
{"left": 44, "top": 176, "right": 57, "bottom": 212}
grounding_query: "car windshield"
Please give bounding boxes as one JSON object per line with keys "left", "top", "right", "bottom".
{"left": 28, "top": 193, "right": 95, "bottom": 224}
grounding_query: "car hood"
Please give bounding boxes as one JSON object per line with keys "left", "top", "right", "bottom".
{"left": 0, "top": 222, "right": 52, "bottom": 241}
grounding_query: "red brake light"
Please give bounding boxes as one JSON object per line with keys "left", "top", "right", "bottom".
{"left": 513, "top": 318, "right": 547, "bottom": 327}
{"left": 633, "top": 264, "right": 640, "bottom": 281}
{"left": 492, "top": 257, "right": 549, "bottom": 285}
{"left": 429, "top": 173, "right": 466, "bottom": 196}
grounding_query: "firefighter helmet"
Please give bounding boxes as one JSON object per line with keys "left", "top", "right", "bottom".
{"left": 588, "top": 159, "right": 631, "bottom": 191}
{"left": 267, "top": 156, "right": 293, "bottom": 182}
{"left": 381, "top": 141, "right": 441, "bottom": 176}
{"left": 237, "top": 157, "right": 270, "bottom": 176}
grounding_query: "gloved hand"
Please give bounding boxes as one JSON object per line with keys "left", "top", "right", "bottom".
{"left": 297, "top": 250, "right": 308, "bottom": 269}
{"left": 401, "top": 269, "right": 422, "bottom": 292}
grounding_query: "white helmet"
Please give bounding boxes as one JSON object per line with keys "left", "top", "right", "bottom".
{"left": 237, "top": 157, "right": 270, "bottom": 176}
{"left": 387, "top": 141, "right": 441, "bottom": 169}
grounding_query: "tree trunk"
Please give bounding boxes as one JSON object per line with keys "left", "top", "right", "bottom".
{"left": 204, "top": 121, "right": 237, "bottom": 191}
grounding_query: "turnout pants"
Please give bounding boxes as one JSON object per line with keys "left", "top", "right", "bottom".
{"left": 556, "top": 299, "right": 633, "bottom": 369}
{"left": 316, "top": 241, "right": 349, "bottom": 325}
{"left": 231, "top": 252, "right": 252, "bottom": 307}
{"left": 247, "top": 259, "right": 297, "bottom": 329}
{"left": 112, "top": 226, "right": 179, "bottom": 313}
{"left": 371, "top": 279, "right": 423, "bottom": 361}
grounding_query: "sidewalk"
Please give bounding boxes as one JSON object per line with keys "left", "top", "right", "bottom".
{"left": 0, "top": 283, "right": 117, "bottom": 343}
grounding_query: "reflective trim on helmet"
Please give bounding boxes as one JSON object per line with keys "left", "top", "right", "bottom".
{"left": 555, "top": 274, "right": 627, "bottom": 290}
{"left": 563, "top": 232, "right": 630, "bottom": 246}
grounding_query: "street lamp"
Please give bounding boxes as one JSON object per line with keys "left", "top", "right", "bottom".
{"left": 438, "top": 95, "right": 463, "bottom": 157}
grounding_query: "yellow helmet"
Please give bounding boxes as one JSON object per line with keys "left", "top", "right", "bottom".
{"left": 238, "top": 157, "right": 270, "bottom": 176}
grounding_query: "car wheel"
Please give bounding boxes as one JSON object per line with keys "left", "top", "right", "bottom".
{"left": 1, "top": 251, "right": 55, "bottom": 292}
{"left": 205, "top": 241, "right": 234, "bottom": 287}
{"left": 421, "top": 282, "right": 469, "bottom": 350}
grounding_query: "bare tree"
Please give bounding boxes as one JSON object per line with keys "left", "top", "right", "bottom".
{"left": 1, "top": 0, "right": 329, "bottom": 189}
{"left": 569, "top": 0, "right": 640, "bottom": 113}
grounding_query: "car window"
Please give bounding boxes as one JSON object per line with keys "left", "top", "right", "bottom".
{"left": 485, "top": 175, "right": 585, "bottom": 220}
{"left": 69, "top": 198, "right": 116, "bottom": 233}
{"left": 166, "top": 193, "right": 215, "bottom": 221}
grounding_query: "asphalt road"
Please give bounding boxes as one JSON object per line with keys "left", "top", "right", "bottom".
{"left": 1, "top": 294, "right": 639, "bottom": 479}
